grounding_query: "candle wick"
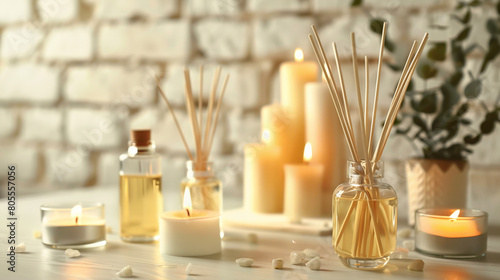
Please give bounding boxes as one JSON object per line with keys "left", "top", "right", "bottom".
{"left": 186, "top": 208, "right": 191, "bottom": 217}
{"left": 75, "top": 216, "right": 79, "bottom": 224}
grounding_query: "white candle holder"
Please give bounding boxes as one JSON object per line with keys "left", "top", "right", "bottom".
{"left": 41, "top": 202, "right": 106, "bottom": 249}
{"left": 415, "top": 209, "right": 488, "bottom": 258}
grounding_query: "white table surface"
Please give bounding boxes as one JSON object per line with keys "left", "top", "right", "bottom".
{"left": 1, "top": 186, "right": 500, "bottom": 280}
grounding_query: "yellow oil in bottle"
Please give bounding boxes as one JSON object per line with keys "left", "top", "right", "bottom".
{"left": 120, "top": 174, "right": 162, "bottom": 242}
{"left": 333, "top": 195, "right": 397, "bottom": 260}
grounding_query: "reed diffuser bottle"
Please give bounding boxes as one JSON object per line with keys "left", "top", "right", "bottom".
{"left": 119, "top": 130, "right": 163, "bottom": 242}
{"left": 332, "top": 161, "right": 397, "bottom": 270}
{"left": 181, "top": 161, "right": 222, "bottom": 213}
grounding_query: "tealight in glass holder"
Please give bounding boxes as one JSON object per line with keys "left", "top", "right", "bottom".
{"left": 332, "top": 161, "right": 397, "bottom": 270}
{"left": 181, "top": 161, "right": 222, "bottom": 213}
{"left": 415, "top": 208, "right": 488, "bottom": 258}
{"left": 41, "top": 202, "right": 106, "bottom": 249}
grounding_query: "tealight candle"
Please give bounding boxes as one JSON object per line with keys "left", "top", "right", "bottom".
{"left": 41, "top": 202, "right": 106, "bottom": 249}
{"left": 415, "top": 209, "right": 488, "bottom": 258}
{"left": 284, "top": 142, "right": 324, "bottom": 223}
{"left": 160, "top": 188, "right": 221, "bottom": 257}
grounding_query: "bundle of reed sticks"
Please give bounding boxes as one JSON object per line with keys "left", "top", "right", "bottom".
{"left": 155, "top": 66, "right": 230, "bottom": 170}
{"left": 309, "top": 23, "right": 428, "bottom": 258}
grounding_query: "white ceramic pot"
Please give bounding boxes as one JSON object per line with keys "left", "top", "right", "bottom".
{"left": 406, "top": 159, "right": 469, "bottom": 226}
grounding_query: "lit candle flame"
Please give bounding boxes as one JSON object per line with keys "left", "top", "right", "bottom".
{"left": 303, "top": 142, "right": 312, "bottom": 163}
{"left": 183, "top": 188, "right": 193, "bottom": 217}
{"left": 262, "top": 129, "right": 271, "bottom": 144}
{"left": 71, "top": 205, "right": 82, "bottom": 224}
{"left": 450, "top": 209, "right": 460, "bottom": 219}
{"left": 294, "top": 48, "right": 304, "bottom": 62}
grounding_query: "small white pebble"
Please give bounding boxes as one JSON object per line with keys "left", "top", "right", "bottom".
{"left": 65, "top": 249, "right": 81, "bottom": 258}
{"left": 185, "top": 263, "right": 193, "bottom": 275}
{"left": 236, "top": 258, "right": 254, "bottom": 267}
{"left": 116, "top": 265, "right": 133, "bottom": 278}
{"left": 403, "top": 240, "right": 415, "bottom": 251}
{"left": 290, "top": 251, "right": 306, "bottom": 265}
{"left": 33, "top": 230, "right": 42, "bottom": 239}
{"left": 106, "top": 226, "right": 113, "bottom": 234}
{"left": 305, "top": 257, "right": 321, "bottom": 270}
{"left": 14, "top": 243, "right": 26, "bottom": 253}
{"left": 390, "top": 247, "right": 409, "bottom": 259}
{"left": 303, "top": 248, "right": 320, "bottom": 259}
{"left": 397, "top": 228, "right": 413, "bottom": 239}
{"left": 407, "top": 259, "right": 425, "bottom": 271}
{"left": 272, "top": 258, "right": 284, "bottom": 269}
{"left": 247, "top": 233, "right": 258, "bottom": 244}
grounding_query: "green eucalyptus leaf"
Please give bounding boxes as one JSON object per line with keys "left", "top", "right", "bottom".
{"left": 480, "top": 119, "right": 495, "bottom": 134}
{"left": 464, "top": 80, "right": 482, "bottom": 99}
{"left": 497, "top": 1, "right": 500, "bottom": 14}
{"left": 461, "top": 118, "right": 472, "bottom": 125}
{"left": 412, "top": 115, "right": 428, "bottom": 134}
{"left": 456, "top": 1, "right": 466, "bottom": 10}
{"left": 414, "top": 92, "right": 438, "bottom": 113}
{"left": 455, "top": 26, "right": 471, "bottom": 41}
{"left": 449, "top": 71, "right": 463, "bottom": 86}
{"left": 432, "top": 112, "right": 449, "bottom": 131}
{"left": 451, "top": 43, "right": 465, "bottom": 68}
{"left": 440, "top": 83, "right": 461, "bottom": 112}
{"left": 487, "top": 19, "right": 500, "bottom": 34}
{"left": 370, "top": 18, "right": 385, "bottom": 35}
{"left": 351, "top": 0, "right": 363, "bottom": 6}
{"left": 417, "top": 63, "right": 438, "bottom": 79}
{"left": 480, "top": 36, "right": 500, "bottom": 72}
{"left": 463, "top": 9, "right": 471, "bottom": 24}
{"left": 441, "top": 118, "right": 459, "bottom": 143}
{"left": 456, "top": 103, "right": 469, "bottom": 117}
{"left": 428, "top": 43, "right": 447, "bottom": 61}
{"left": 469, "top": 0, "right": 481, "bottom": 7}
{"left": 464, "top": 134, "right": 482, "bottom": 144}
{"left": 486, "top": 111, "right": 498, "bottom": 121}
{"left": 385, "top": 38, "right": 396, "bottom": 52}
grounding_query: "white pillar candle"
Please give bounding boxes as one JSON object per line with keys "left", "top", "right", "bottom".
{"left": 160, "top": 188, "right": 221, "bottom": 257}
{"left": 243, "top": 133, "right": 284, "bottom": 213}
{"left": 284, "top": 143, "right": 324, "bottom": 223}
{"left": 280, "top": 48, "right": 318, "bottom": 164}
{"left": 41, "top": 203, "right": 106, "bottom": 248}
{"left": 305, "top": 82, "right": 347, "bottom": 216}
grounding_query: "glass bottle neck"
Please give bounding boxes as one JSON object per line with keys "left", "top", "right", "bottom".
{"left": 128, "top": 142, "right": 156, "bottom": 156}
{"left": 186, "top": 161, "right": 215, "bottom": 179}
{"left": 347, "top": 161, "right": 384, "bottom": 185}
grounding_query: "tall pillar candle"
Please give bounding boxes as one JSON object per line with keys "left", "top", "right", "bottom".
{"left": 305, "top": 82, "right": 347, "bottom": 216}
{"left": 280, "top": 49, "right": 318, "bottom": 163}
{"left": 243, "top": 135, "right": 284, "bottom": 213}
{"left": 284, "top": 143, "right": 324, "bottom": 223}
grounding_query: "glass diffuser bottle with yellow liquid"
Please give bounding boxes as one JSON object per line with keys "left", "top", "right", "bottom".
{"left": 332, "top": 161, "right": 397, "bottom": 270}
{"left": 119, "top": 129, "right": 163, "bottom": 242}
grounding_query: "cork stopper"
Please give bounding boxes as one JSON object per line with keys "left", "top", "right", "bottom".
{"left": 130, "top": 129, "right": 152, "bottom": 147}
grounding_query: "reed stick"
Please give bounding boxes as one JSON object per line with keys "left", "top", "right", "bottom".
{"left": 183, "top": 70, "right": 203, "bottom": 166}
{"left": 207, "top": 74, "right": 230, "bottom": 158}
{"left": 364, "top": 56, "right": 370, "bottom": 143}
{"left": 202, "top": 67, "right": 221, "bottom": 162}
{"left": 155, "top": 76, "right": 194, "bottom": 161}
{"left": 199, "top": 65, "right": 204, "bottom": 140}
{"left": 367, "top": 22, "right": 387, "bottom": 159}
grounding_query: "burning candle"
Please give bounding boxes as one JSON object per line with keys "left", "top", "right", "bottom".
{"left": 243, "top": 130, "right": 284, "bottom": 213}
{"left": 41, "top": 202, "right": 106, "bottom": 249}
{"left": 280, "top": 48, "right": 318, "bottom": 164}
{"left": 160, "top": 188, "right": 221, "bottom": 256}
{"left": 284, "top": 143, "right": 324, "bottom": 223}
{"left": 415, "top": 209, "right": 488, "bottom": 258}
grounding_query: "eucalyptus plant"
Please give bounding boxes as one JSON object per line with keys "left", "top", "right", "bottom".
{"left": 356, "top": 0, "right": 500, "bottom": 160}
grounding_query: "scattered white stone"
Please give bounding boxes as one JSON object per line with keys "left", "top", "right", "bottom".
{"left": 403, "top": 240, "right": 416, "bottom": 251}
{"left": 390, "top": 247, "right": 409, "bottom": 259}
{"left": 305, "top": 257, "right": 321, "bottom": 270}
{"left": 247, "top": 233, "right": 258, "bottom": 244}
{"left": 290, "top": 251, "right": 306, "bottom": 265}
{"left": 65, "top": 249, "right": 81, "bottom": 258}
{"left": 106, "top": 226, "right": 113, "bottom": 234}
{"left": 236, "top": 258, "right": 254, "bottom": 267}
{"left": 272, "top": 258, "right": 284, "bottom": 269}
{"left": 303, "top": 248, "right": 320, "bottom": 259}
{"left": 407, "top": 259, "right": 425, "bottom": 271}
{"left": 185, "top": 263, "right": 193, "bottom": 275}
{"left": 116, "top": 265, "right": 133, "bottom": 278}
{"left": 33, "top": 230, "right": 42, "bottom": 239}
{"left": 397, "top": 228, "right": 413, "bottom": 239}
{"left": 14, "top": 243, "right": 26, "bottom": 253}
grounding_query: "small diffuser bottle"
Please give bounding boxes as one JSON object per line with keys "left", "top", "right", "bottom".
{"left": 180, "top": 161, "right": 222, "bottom": 213}
{"left": 332, "top": 161, "right": 397, "bottom": 270}
{"left": 119, "top": 130, "right": 163, "bottom": 242}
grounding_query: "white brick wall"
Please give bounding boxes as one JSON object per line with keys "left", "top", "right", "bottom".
{"left": 0, "top": 64, "right": 59, "bottom": 103}
{"left": 0, "top": 0, "right": 499, "bottom": 222}
{"left": 98, "top": 21, "right": 191, "bottom": 60}
{"left": 43, "top": 25, "right": 93, "bottom": 61}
